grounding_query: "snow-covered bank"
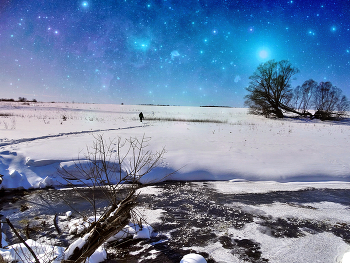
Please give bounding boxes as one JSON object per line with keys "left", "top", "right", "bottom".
{"left": 1, "top": 102, "right": 350, "bottom": 190}
{"left": 0, "top": 219, "right": 152, "bottom": 263}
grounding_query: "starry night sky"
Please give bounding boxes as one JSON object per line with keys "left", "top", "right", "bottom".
{"left": 1, "top": 0, "right": 350, "bottom": 106}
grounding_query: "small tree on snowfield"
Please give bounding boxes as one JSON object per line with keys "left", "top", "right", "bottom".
{"left": 244, "top": 60, "right": 299, "bottom": 118}
{"left": 292, "top": 79, "right": 317, "bottom": 117}
{"left": 313, "top": 81, "right": 349, "bottom": 120}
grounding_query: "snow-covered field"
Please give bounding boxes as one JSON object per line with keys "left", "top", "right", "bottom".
{"left": 1, "top": 101, "right": 350, "bottom": 262}
{"left": 1, "top": 101, "right": 350, "bottom": 188}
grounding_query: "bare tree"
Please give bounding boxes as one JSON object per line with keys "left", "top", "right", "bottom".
{"left": 313, "top": 81, "right": 349, "bottom": 120}
{"left": 245, "top": 60, "right": 299, "bottom": 118}
{"left": 3, "top": 134, "right": 168, "bottom": 263}
{"left": 292, "top": 79, "right": 317, "bottom": 117}
{"left": 245, "top": 62, "right": 349, "bottom": 120}
{"left": 57, "top": 134, "right": 167, "bottom": 262}
{"left": 18, "top": 97, "right": 27, "bottom": 102}
{"left": 336, "top": 95, "right": 350, "bottom": 118}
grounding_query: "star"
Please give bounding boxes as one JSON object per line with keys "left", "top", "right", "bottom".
{"left": 0, "top": 0, "right": 349, "bottom": 106}
{"left": 259, "top": 50, "right": 268, "bottom": 59}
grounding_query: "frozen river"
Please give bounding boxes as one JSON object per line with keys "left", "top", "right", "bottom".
{"left": 1, "top": 181, "right": 350, "bottom": 262}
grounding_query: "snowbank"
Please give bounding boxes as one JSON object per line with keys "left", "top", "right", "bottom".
{"left": 0, "top": 238, "right": 107, "bottom": 263}
{"left": 0, "top": 212, "right": 153, "bottom": 263}
{"left": 180, "top": 253, "right": 207, "bottom": 263}
{"left": 343, "top": 252, "right": 350, "bottom": 263}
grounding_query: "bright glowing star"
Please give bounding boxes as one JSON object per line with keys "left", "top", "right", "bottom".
{"left": 259, "top": 50, "right": 268, "bottom": 59}
{"left": 331, "top": 26, "right": 336, "bottom": 32}
{"left": 200, "top": 50, "right": 204, "bottom": 54}
{"left": 347, "top": 50, "right": 350, "bottom": 53}
{"left": 54, "top": 30, "right": 59, "bottom": 34}
{"left": 248, "top": 27, "right": 254, "bottom": 32}
{"left": 82, "top": 1, "right": 88, "bottom": 7}
{"left": 212, "top": 29, "right": 218, "bottom": 35}
{"left": 147, "top": 4, "right": 151, "bottom": 8}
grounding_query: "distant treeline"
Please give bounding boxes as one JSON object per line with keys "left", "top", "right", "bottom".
{"left": 138, "top": 104, "right": 233, "bottom": 108}
{"left": 0, "top": 97, "right": 37, "bottom": 102}
{"left": 200, "top": 105, "right": 232, "bottom": 108}
{"left": 138, "top": 104, "right": 179, "bottom": 106}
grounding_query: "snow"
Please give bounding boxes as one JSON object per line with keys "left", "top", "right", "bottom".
{"left": 1, "top": 223, "right": 8, "bottom": 248}
{"left": 1, "top": 102, "right": 349, "bottom": 190}
{"left": 85, "top": 246, "right": 107, "bottom": 263}
{"left": 0, "top": 214, "right": 152, "bottom": 263}
{"left": 236, "top": 201, "right": 350, "bottom": 225}
{"left": 0, "top": 237, "right": 107, "bottom": 263}
{"left": 64, "top": 233, "right": 91, "bottom": 259}
{"left": 188, "top": 230, "right": 349, "bottom": 263}
{"left": 343, "top": 252, "right": 350, "bottom": 263}
{"left": 212, "top": 180, "right": 350, "bottom": 194}
{"left": 107, "top": 223, "right": 153, "bottom": 242}
{"left": 180, "top": 253, "right": 207, "bottom": 263}
{"left": 0, "top": 239, "right": 64, "bottom": 263}
{"left": 65, "top": 210, "right": 72, "bottom": 218}
{"left": 1, "top": 102, "right": 350, "bottom": 262}
{"left": 228, "top": 225, "right": 348, "bottom": 263}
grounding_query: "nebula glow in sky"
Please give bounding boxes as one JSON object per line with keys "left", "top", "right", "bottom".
{"left": 1, "top": 0, "right": 349, "bottom": 106}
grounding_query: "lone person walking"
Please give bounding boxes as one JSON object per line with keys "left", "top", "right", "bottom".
{"left": 139, "top": 112, "right": 144, "bottom": 122}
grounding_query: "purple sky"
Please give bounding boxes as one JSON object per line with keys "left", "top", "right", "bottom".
{"left": 1, "top": 0, "right": 349, "bottom": 106}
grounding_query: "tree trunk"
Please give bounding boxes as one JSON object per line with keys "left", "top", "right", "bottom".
{"left": 66, "top": 190, "right": 137, "bottom": 263}
{"left": 274, "top": 108, "right": 284, "bottom": 118}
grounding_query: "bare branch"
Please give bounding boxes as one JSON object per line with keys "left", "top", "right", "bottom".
{"left": 6, "top": 218, "right": 40, "bottom": 263}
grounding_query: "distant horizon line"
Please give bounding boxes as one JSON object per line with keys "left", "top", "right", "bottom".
{"left": 0, "top": 98, "right": 240, "bottom": 108}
